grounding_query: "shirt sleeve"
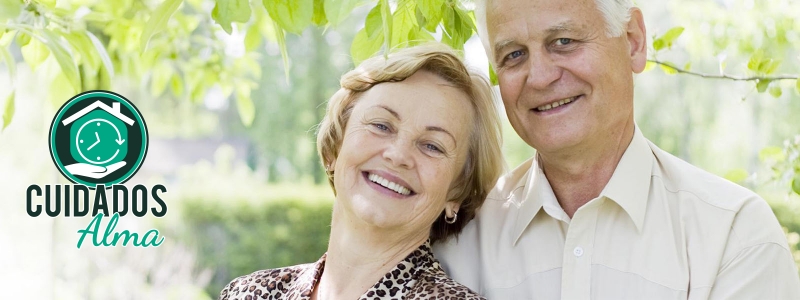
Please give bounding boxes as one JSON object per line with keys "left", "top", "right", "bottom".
{"left": 705, "top": 197, "right": 800, "bottom": 299}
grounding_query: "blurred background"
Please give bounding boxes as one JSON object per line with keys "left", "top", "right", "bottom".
{"left": 0, "top": 0, "right": 799, "bottom": 299}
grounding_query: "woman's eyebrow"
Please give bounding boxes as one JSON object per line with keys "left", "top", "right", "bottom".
{"left": 377, "top": 105, "right": 401, "bottom": 120}
{"left": 426, "top": 126, "right": 456, "bottom": 147}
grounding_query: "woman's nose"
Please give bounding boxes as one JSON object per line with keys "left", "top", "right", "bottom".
{"left": 382, "top": 138, "right": 415, "bottom": 169}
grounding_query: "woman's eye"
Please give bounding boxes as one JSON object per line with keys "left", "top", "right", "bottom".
{"left": 372, "top": 123, "right": 389, "bottom": 131}
{"left": 555, "top": 38, "right": 573, "bottom": 46}
{"left": 425, "top": 143, "right": 443, "bottom": 154}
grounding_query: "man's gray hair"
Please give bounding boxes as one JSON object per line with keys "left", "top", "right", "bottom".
{"left": 475, "top": 0, "right": 634, "bottom": 62}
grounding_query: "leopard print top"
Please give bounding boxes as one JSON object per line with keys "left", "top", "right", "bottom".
{"left": 218, "top": 240, "right": 484, "bottom": 300}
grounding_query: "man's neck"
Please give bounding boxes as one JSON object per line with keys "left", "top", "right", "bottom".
{"left": 312, "top": 204, "right": 428, "bottom": 300}
{"left": 539, "top": 121, "right": 636, "bottom": 218}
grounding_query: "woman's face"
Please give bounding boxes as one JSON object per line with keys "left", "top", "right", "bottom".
{"left": 332, "top": 70, "right": 474, "bottom": 234}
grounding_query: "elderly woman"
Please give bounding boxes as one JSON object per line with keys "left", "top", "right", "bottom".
{"left": 219, "top": 43, "right": 503, "bottom": 300}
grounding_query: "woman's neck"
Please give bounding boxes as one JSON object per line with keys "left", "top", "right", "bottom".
{"left": 312, "top": 204, "right": 429, "bottom": 300}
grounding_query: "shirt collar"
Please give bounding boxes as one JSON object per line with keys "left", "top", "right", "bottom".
{"left": 511, "top": 126, "right": 653, "bottom": 245}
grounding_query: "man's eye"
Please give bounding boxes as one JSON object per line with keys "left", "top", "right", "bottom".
{"left": 555, "top": 38, "right": 573, "bottom": 46}
{"left": 506, "top": 50, "right": 524, "bottom": 60}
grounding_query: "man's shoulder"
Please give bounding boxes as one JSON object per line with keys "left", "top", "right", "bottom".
{"left": 648, "top": 140, "right": 762, "bottom": 212}
{"left": 484, "top": 158, "right": 534, "bottom": 204}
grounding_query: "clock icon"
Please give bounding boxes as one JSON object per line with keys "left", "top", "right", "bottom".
{"left": 69, "top": 109, "right": 128, "bottom": 166}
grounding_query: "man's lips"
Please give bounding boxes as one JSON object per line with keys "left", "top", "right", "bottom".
{"left": 531, "top": 95, "right": 582, "bottom": 113}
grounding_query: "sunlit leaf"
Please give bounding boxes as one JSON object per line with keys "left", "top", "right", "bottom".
{"left": 793, "top": 174, "right": 800, "bottom": 196}
{"left": 235, "top": 82, "right": 255, "bottom": 127}
{"left": 48, "top": 72, "right": 77, "bottom": 108}
{"left": 759, "top": 146, "right": 785, "bottom": 162}
{"left": 769, "top": 86, "right": 782, "bottom": 98}
{"left": 0, "top": 0, "right": 22, "bottom": 23}
{"left": 64, "top": 32, "right": 98, "bottom": 70}
{"left": 21, "top": 39, "right": 50, "bottom": 71}
{"left": 41, "top": 30, "right": 81, "bottom": 92}
{"left": 660, "top": 26, "right": 684, "bottom": 47}
{"left": 723, "top": 168, "right": 748, "bottom": 184}
{"left": 16, "top": 32, "right": 30, "bottom": 47}
{"left": 364, "top": 3, "right": 382, "bottom": 38}
{"left": 170, "top": 74, "right": 184, "bottom": 97}
{"left": 212, "top": 0, "right": 252, "bottom": 34}
{"left": 140, "top": 0, "right": 184, "bottom": 52}
{"left": 390, "top": 0, "right": 416, "bottom": 48}
{"left": 380, "top": 0, "right": 391, "bottom": 58}
{"left": 796, "top": 78, "right": 800, "bottom": 95}
{"left": 263, "top": 0, "right": 313, "bottom": 35}
{"left": 653, "top": 38, "right": 665, "bottom": 51}
{"left": 747, "top": 50, "right": 764, "bottom": 72}
{"left": 150, "top": 63, "right": 174, "bottom": 96}
{"left": 312, "top": 0, "right": 327, "bottom": 26}
{"left": 643, "top": 61, "right": 656, "bottom": 72}
{"left": 0, "top": 44, "right": 15, "bottom": 80}
{"left": 87, "top": 31, "right": 115, "bottom": 78}
{"left": 350, "top": 27, "right": 383, "bottom": 65}
{"left": 244, "top": 26, "right": 263, "bottom": 51}
{"left": 756, "top": 79, "right": 771, "bottom": 93}
{"left": 488, "top": 62, "right": 498, "bottom": 86}
{"left": 2, "top": 90, "right": 14, "bottom": 131}
{"left": 417, "top": 0, "right": 443, "bottom": 32}
{"left": 683, "top": 62, "right": 691, "bottom": 71}
{"left": 324, "top": 0, "right": 359, "bottom": 26}
{"left": 274, "top": 21, "right": 290, "bottom": 80}
{"left": 659, "top": 63, "right": 677, "bottom": 75}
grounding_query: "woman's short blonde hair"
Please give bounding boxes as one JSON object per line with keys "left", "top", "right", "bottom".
{"left": 316, "top": 43, "right": 504, "bottom": 244}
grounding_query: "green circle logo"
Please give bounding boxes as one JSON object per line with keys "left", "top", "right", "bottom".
{"left": 49, "top": 90, "right": 148, "bottom": 189}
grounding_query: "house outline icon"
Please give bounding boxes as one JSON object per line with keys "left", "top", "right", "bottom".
{"left": 61, "top": 101, "right": 135, "bottom": 126}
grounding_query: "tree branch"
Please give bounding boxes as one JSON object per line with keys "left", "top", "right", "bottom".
{"left": 647, "top": 59, "right": 799, "bottom": 82}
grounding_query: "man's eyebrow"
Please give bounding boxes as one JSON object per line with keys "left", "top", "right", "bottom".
{"left": 377, "top": 105, "right": 400, "bottom": 119}
{"left": 493, "top": 39, "right": 515, "bottom": 62}
{"left": 546, "top": 21, "right": 581, "bottom": 35}
{"left": 426, "top": 126, "right": 457, "bottom": 146}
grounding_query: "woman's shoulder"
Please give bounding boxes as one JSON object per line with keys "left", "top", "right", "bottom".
{"left": 218, "top": 263, "right": 317, "bottom": 300}
{"left": 406, "top": 261, "right": 485, "bottom": 300}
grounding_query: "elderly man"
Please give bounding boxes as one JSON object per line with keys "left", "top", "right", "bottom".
{"left": 432, "top": 0, "right": 800, "bottom": 299}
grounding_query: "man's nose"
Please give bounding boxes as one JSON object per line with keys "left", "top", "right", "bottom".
{"left": 382, "top": 138, "right": 415, "bottom": 169}
{"left": 525, "top": 50, "right": 562, "bottom": 90}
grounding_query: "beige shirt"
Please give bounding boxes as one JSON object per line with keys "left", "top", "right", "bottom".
{"left": 433, "top": 127, "right": 800, "bottom": 299}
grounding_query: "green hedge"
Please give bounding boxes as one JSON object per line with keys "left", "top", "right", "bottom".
{"left": 181, "top": 198, "right": 334, "bottom": 297}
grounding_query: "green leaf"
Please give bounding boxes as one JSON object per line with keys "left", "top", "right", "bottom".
{"left": 793, "top": 174, "right": 800, "bottom": 196}
{"left": 170, "top": 74, "right": 184, "bottom": 97}
{"left": 2, "top": 90, "right": 14, "bottom": 131}
{"left": 150, "top": 63, "right": 174, "bottom": 96}
{"left": 660, "top": 26, "right": 684, "bottom": 46}
{"left": 324, "top": 0, "right": 359, "bottom": 27}
{"left": 21, "top": 39, "right": 50, "bottom": 71}
{"left": 759, "top": 146, "right": 785, "bottom": 162}
{"left": 48, "top": 71, "right": 77, "bottom": 108}
{"left": 723, "top": 168, "right": 748, "bottom": 184}
{"left": 390, "top": 0, "right": 415, "bottom": 48}
{"left": 769, "top": 86, "right": 782, "bottom": 98}
{"left": 796, "top": 78, "right": 800, "bottom": 95}
{"left": 312, "top": 0, "right": 327, "bottom": 26}
{"left": 244, "top": 26, "right": 263, "bottom": 51}
{"left": 64, "top": 32, "right": 99, "bottom": 70}
{"left": 274, "top": 21, "right": 290, "bottom": 80}
{"left": 653, "top": 38, "right": 665, "bottom": 51}
{"left": 488, "top": 62, "right": 498, "bottom": 86}
{"left": 756, "top": 79, "right": 771, "bottom": 93}
{"left": 0, "top": 0, "right": 22, "bottom": 23}
{"left": 364, "top": 3, "right": 382, "bottom": 38}
{"left": 350, "top": 27, "right": 383, "bottom": 65}
{"left": 212, "top": 0, "right": 252, "bottom": 34}
{"left": 140, "top": 0, "right": 184, "bottom": 52}
{"left": 235, "top": 82, "right": 255, "bottom": 127}
{"left": 417, "top": 0, "right": 443, "bottom": 31}
{"left": 0, "top": 44, "right": 15, "bottom": 80}
{"left": 380, "top": 0, "right": 391, "bottom": 58}
{"left": 747, "top": 50, "right": 764, "bottom": 72}
{"left": 683, "top": 62, "right": 691, "bottom": 71}
{"left": 41, "top": 30, "right": 81, "bottom": 92}
{"left": 263, "top": 0, "right": 313, "bottom": 35}
{"left": 16, "top": 32, "right": 30, "bottom": 47}
{"left": 642, "top": 61, "right": 656, "bottom": 72}
{"left": 659, "top": 63, "right": 677, "bottom": 75}
{"left": 86, "top": 31, "right": 115, "bottom": 78}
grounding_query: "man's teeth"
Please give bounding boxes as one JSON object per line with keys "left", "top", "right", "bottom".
{"left": 368, "top": 173, "right": 411, "bottom": 195}
{"left": 536, "top": 97, "right": 576, "bottom": 112}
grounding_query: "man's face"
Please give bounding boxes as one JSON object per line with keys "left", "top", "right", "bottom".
{"left": 486, "top": 0, "right": 645, "bottom": 154}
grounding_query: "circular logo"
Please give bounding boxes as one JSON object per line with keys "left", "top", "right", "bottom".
{"left": 49, "top": 90, "right": 148, "bottom": 189}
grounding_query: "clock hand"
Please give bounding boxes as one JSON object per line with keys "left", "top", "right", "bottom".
{"left": 87, "top": 132, "right": 100, "bottom": 150}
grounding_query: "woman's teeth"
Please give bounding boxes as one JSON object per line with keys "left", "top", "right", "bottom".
{"left": 368, "top": 173, "right": 411, "bottom": 195}
{"left": 536, "top": 96, "right": 576, "bottom": 112}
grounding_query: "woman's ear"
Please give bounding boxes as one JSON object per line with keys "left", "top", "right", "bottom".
{"left": 444, "top": 201, "right": 460, "bottom": 217}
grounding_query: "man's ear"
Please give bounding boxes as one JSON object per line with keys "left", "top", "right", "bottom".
{"left": 627, "top": 8, "right": 648, "bottom": 73}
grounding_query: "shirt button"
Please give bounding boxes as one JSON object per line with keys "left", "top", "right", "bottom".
{"left": 573, "top": 247, "right": 584, "bottom": 257}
